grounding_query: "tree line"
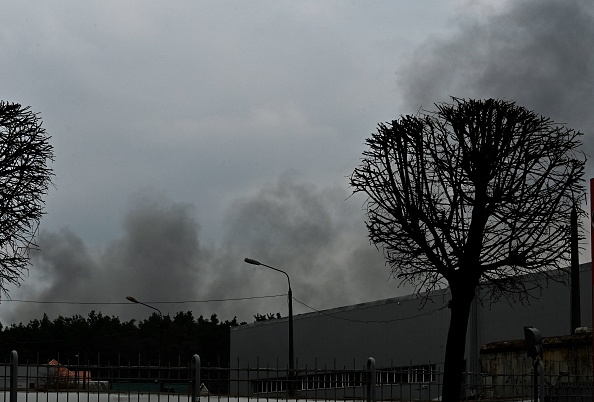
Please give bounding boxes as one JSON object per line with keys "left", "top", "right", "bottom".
{"left": 0, "top": 310, "right": 260, "bottom": 367}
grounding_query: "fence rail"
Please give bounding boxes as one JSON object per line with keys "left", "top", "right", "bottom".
{"left": 1, "top": 352, "right": 592, "bottom": 402}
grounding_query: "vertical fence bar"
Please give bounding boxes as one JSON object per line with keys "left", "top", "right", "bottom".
{"left": 25, "top": 358, "right": 29, "bottom": 402}
{"left": 437, "top": 366, "right": 442, "bottom": 402}
{"left": 366, "top": 357, "right": 376, "bottom": 402}
{"left": 247, "top": 359, "right": 251, "bottom": 402}
{"left": 96, "top": 354, "right": 100, "bottom": 402}
{"left": 333, "top": 358, "right": 337, "bottom": 402}
{"left": 236, "top": 357, "right": 240, "bottom": 400}
{"left": 538, "top": 360, "right": 544, "bottom": 402}
{"left": 191, "top": 355, "right": 201, "bottom": 402}
{"left": 10, "top": 350, "right": 18, "bottom": 402}
{"left": 322, "top": 364, "right": 327, "bottom": 402}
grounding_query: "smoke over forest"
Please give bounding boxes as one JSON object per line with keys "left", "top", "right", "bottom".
{"left": 4, "top": 178, "right": 390, "bottom": 325}
{"left": 396, "top": 0, "right": 594, "bottom": 255}
{"left": 2, "top": 0, "right": 593, "bottom": 326}
{"left": 399, "top": 0, "right": 594, "bottom": 158}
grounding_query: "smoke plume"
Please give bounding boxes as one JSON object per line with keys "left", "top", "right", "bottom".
{"left": 3, "top": 0, "right": 592, "bottom": 326}
{"left": 397, "top": 0, "right": 594, "bottom": 258}
{"left": 1, "top": 178, "right": 391, "bottom": 325}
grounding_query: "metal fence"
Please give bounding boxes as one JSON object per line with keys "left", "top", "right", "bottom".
{"left": 1, "top": 352, "right": 592, "bottom": 402}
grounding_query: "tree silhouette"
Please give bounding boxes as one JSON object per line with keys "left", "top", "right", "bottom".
{"left": 0, "top": 102, "right": 54, "bottom": 294}
{"left": 350, "top": 98, "right": 585, "bottom": 401}
{"left": 0, "top": 310, "right": 245, "bottom": 366}
{"left": 253, "top": 312, "right": 281, "bottom": 322}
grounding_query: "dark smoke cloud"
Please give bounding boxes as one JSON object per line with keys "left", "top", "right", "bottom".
{"left": 399, "top": 0, "right": 594, "bottom": 137}
{"left": 3, "top": 189, "right": 206, "bottom": 324}
{"left": 222, "top": 172, "right": 392, "bottom": 312}
{"left": 397, "top": 0, "right": 594, "bottom": 258}
{"left": 2, "top": 177, "right": 393, "bottom": 326}
{"left": 6, "top": 0, "right": 590, "bottom": 326}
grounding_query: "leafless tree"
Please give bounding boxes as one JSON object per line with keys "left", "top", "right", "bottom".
{"left": 0, "top": 102, "right": 54, "bottom": 295}
{"left": 350, "top": 98, "right": 585, "bottom": 402}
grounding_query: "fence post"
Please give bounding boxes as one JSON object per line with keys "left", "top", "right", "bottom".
{"left": 366, "top": 357, "right": 376, "bottom": 402}
{"left": 191, "top": 354, "right": 201, "bottom": 402}
{"left": 10, "top": 350, "right": 18, "bottom": 402}
{"left": 536, "top": 359, "right": 544, "bottom": 402}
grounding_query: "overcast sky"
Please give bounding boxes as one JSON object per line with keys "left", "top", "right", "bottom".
{"left": 1, "top": 0, "right": 593, "bottom": 326}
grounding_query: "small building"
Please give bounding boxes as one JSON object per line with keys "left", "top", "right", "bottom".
{"left": 48, "top": 359, "right": 92, "bottom": 383}
{"left": 480, "top": 330, "right": 592, "bottom": 400}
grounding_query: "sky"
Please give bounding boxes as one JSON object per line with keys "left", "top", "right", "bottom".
{"left": 0, "top": 0, "right": 593, "bottom": 327}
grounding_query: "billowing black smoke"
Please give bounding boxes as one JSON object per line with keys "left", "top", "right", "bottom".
{"left": 4, "top": 0, "right": 591, "bottom": 326}
{"left": 2, "top": 178, "right": 389, "bottom": 325}
{"left": 399, "top": 0, "right": 594, "bottom": 149}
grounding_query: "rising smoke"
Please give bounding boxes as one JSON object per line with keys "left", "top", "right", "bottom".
{"left": 1, "top": 178, "right": 389, "bottom": 326}
{"left": 2, "top": 0, "right": 593, "bottom": 326}
{"left": 399, "top": 0, "right": 594, "bottom": 149}
{"left": 397, "top": 0, "right": 594, "bottom": 258}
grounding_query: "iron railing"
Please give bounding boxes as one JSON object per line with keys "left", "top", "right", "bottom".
{"left": 1, "top": 352, "right": 592, "bottom": 402}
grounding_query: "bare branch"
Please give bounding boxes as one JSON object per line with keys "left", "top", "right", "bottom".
{"left": 0, "top": 102, "right": 54, "bottom": 295}
{"left": 350, "top": 97, "right": 586, "bottom": 302}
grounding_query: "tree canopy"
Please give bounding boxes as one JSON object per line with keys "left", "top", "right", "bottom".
{"left": 351, "top": 98, "right": 585, "bottom": 298}
{"left": 350, "top": 98, "right": 585, "bottom": 401}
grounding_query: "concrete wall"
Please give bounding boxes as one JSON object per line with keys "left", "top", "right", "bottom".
{"left": 479, "top": 331, "right": 592, "bottom": 399}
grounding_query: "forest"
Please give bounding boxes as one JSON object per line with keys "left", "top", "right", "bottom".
{"left": 0, "top": 310, "right": 257, "bottom": 367}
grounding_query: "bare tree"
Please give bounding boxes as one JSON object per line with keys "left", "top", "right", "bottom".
{"left": 350, "top": 98, "right": 585, "bottom": 402}
{"left": 0, "top": 102, "right": 54, "bottom": 295}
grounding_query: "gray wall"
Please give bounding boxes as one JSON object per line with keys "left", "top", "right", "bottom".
{"left": 230, "top": 263, "right": 592, "bottom": 372}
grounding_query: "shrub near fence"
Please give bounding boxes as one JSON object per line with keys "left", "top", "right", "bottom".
{"left": 1, "top": 352, "right": 593, "bottom": 402}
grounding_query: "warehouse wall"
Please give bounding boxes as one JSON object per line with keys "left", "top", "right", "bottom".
{"left": 230, "top": 263, "right": 592, "bottom": 373}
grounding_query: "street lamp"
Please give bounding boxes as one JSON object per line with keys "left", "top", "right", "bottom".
{"left": 126, "top": 296, "right": 164, "bottom": 391}
{"left": 244, "top": 257, "right": 295, "bottom": 396}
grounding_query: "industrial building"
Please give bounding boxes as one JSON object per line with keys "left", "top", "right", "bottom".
{"left": 229, "top": 263, "right": 592, "bottom": 397}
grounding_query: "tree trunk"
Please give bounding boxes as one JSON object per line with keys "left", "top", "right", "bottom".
{"left": 441, "top": 287, "right": 475, "bottom": 402}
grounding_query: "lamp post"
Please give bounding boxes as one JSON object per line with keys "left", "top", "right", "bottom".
{"left": 244, "top": 257, "right": 295, "bottom": 396}
{"left": 126, "top": 296, "right": 164, "bottom": 392}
